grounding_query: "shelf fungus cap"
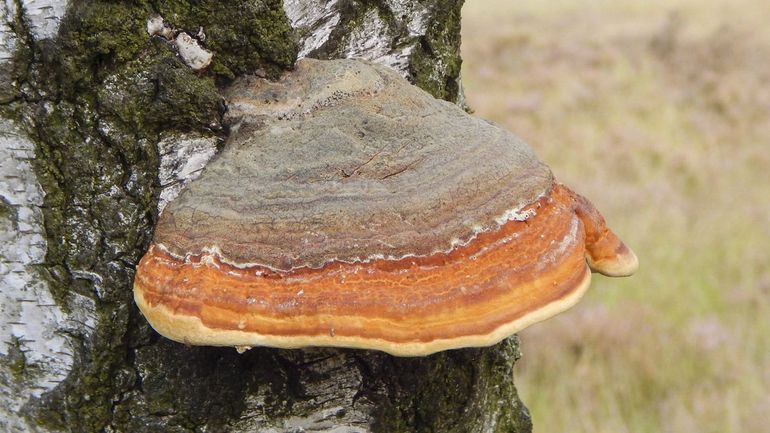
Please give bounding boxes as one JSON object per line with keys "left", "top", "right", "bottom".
{"left": 134, "top": 59, "right": 638, "bottom": 356}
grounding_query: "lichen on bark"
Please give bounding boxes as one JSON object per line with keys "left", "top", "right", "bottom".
{"left": 0, "top": 0, "right": 531, "bottom": 431}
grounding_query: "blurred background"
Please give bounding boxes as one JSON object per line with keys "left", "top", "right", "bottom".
{"left": 461, "top": 0, "right": 770, "bottom": 432}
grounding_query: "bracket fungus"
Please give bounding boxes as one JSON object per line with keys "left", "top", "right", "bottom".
{"left": 134, "top": 59, "right": 638, "bottom": 356}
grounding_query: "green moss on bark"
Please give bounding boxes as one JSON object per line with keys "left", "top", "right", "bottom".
{"left": 370, "top": 339, "right": 532, "bottom": 433}
{"left": 0, "top": 197, "right": 14, "bottom": 222}
{"left": 1, "top": 337, "right": 38, "bottom": 381}
{"left": 152, "top": 0, "right": 297, "bottom": 81}
{"left": 408, "top": 0, "right": 465, "bottom": 103}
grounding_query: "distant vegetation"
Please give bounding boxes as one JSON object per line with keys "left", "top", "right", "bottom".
{"left": 462, "top": 0, "right": 770, "bottom": 431}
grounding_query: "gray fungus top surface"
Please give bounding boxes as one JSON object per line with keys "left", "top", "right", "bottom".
{"left": 154, "top": 59, "right": 553, "bottom": 270}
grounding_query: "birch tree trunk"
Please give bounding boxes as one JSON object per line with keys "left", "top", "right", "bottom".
{"left": 0, "top": 1, "right": 532, "bottom": 431}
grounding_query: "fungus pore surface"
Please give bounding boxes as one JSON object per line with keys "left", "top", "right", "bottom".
{"left": 134, "top": 59, "right": 637, "bottom": 356}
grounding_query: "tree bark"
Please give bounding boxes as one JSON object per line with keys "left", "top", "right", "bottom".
{"left": 0, "top": 1, "right": 532, "bottom": 432}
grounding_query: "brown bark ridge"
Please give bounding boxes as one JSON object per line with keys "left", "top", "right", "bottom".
{"left": 0, "top": 1, "right": 532, "bottom": 431}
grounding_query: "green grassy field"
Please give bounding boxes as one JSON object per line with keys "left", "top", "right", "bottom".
{"left": 461, "top": 1, "right": 770, "bottom": 431}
